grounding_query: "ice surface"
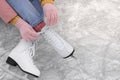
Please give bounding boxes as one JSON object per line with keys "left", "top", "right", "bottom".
{"left": 1, "top": 0, "right": 120, "bottom": 80}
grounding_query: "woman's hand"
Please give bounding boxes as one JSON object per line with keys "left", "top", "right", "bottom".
{"left": 15, "top": 18, "right": 39, "bottom": 41}
{"left": 43, "top": 3, "right": 58, "bottom": 26}
{"left": 19, "top": 25, "right": 39, "bottom": 41}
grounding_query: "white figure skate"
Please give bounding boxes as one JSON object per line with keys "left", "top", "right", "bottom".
{"left": 6, "top": 39, "right": 40, "bottom": 77}
{"left": 40, "top": 26, "right": 75, "bottom": 58}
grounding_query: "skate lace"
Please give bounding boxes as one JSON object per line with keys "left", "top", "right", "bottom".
{"left": 26, "top": 42, "right": 35, "bottom": 58}
{"left": 41, "top": 28, "right": 64, "bottom": 49}
{"left": 34, "top": 27, "right": 48, "bottom": 47}
{"left": 40, "top": 27, "right": 53, "bottom": 43}
{"left": 24, "top": 42, "right": 36, "bottom": 65}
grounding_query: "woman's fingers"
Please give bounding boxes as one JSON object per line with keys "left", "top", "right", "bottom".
{"left": 43, "top": 3, "right": 58, "bottom": 26}
{"left": 20, "top": 26, "right": 39, "bottom": 41}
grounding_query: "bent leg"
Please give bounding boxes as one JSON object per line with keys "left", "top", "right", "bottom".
{"left": 7, "top": 0, "right": 44, "bottom": 27}
{"left": 30, "top": 0, "right": 44, "bottom": 18}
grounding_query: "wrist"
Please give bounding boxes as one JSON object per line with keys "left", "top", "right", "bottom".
{"left": 41, "top": 0, "right": 54, "bottom": 6}
{"left": 14, "top": 17, "right": 25, "bottom": 29}
{"left": 10, "top": 16, "right": 20, "bottom": 25}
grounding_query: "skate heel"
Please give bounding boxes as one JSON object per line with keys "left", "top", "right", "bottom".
{"left": 6, "top": 57, "right": 18, "bottom": 66}
{"left": 64, "top": 49, "right": 75, "bottom": 59}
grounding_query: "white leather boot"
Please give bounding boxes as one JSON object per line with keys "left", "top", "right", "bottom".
{"left": 6, "top": 39, "right": 40, "bottom": 77}
{"left": 40, "top": 26, "right": 75, "bottom": 58}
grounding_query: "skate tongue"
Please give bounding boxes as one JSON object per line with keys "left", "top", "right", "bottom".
{"left": 20, "top": 39, "right": 32, "bottom": 46}
{"left": 28, "top": 44, "right": 35, "bottom": 57}
{"left": 40, "top": 26, "right": 49, "bottom": 34}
